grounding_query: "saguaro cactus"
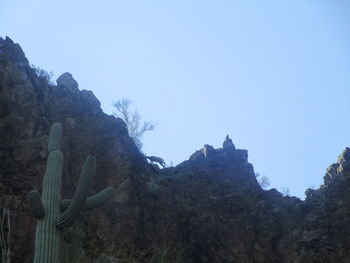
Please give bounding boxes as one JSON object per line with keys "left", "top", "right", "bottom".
{"left": 28, "top": 123, "right": 114, "bottom": 263}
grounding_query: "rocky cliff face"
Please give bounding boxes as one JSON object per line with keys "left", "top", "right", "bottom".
{"left": 1, "top": 37, "right": 350, "bottom": 263}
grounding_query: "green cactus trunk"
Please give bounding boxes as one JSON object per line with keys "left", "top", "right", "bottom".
{"left": 33, "top": 150, "right": 63, "bottom": 263}
{"left": 33, "top": 127, "right": 63, "bottom": 263}
{"left": 28, "top": 123, "right": 114, "bottom": 263}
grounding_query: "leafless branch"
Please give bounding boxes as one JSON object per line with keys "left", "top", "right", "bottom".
{"left": 112, "top": 97, "right": 156, "bottom": 149}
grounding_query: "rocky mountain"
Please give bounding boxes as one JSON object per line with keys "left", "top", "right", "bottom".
{"left": 1, "top": 37, "right": 350, "bottom": 263}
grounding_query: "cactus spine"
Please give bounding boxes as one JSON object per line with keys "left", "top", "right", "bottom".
{"left": 28, "top": 123, "right": 114, "bottom": 263}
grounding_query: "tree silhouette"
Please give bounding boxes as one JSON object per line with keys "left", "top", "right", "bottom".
{"left": 113, "top": 97, "right": 156, "bottom": 150}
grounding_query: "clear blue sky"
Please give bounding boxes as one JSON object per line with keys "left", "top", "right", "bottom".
{"left": 2, "top": 1, "right": 350, "bottom": 198}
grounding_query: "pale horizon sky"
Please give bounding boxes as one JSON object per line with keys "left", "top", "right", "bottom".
{"left": 1, "top": 1, "right": 350, "bottom": 198}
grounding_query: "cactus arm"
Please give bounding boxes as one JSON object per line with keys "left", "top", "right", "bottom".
{"left": 59, "top": 199, "right": 70, "bottom": 212}
{"left": 28, "top": 190, "right": 45, "bottom": 219}
{"left": 60, "top": 186, "right": 115, "bottom": 212}
{"left": 82, "top": 186, "right": 115, "bottom": 211}
{"left": 56, "top": 155, "right": 96, "bottom": 231}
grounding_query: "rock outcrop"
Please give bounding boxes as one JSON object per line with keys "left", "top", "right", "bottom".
{"left": 1, "top": 37, "right": 350, "bottom": 263}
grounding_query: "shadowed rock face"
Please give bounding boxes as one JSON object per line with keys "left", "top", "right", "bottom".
{"left": 1, "top": 37, "right": 350, "bottom": 263}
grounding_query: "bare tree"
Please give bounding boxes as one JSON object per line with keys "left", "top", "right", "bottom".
{"left": 113, "top": 98, "right": 156, "bottom": 149}
{"left": 255, "top": 173, "right": 271, "bottom": 189}
{"left": 281, "top": 187, "right": 290, "bottom": 196}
